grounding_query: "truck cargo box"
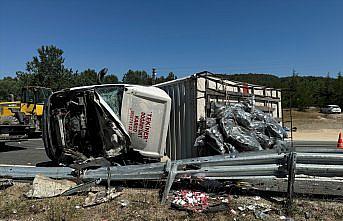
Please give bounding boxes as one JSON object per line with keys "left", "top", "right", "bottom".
{"left": 156, "top": 71, "right": 282, "bottom": 160}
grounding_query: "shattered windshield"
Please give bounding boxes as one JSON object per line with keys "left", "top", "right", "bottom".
{"left": 95, "top": 86, "right": 124, "bottom": 117}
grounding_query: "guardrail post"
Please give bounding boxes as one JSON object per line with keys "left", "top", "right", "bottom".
{"left": 286, "top": 152, "right": 296, "bottom": 215}
{"left": 161, "top": 162, "right": 177, "bottom": 204}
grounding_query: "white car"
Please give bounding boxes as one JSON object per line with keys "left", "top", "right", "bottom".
{"left": 321, "top": 105, "right": 341, "bottom": 114}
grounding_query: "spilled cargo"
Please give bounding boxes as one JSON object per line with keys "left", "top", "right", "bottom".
{"left": 195, "top": 100, "right": 288, "bottom": 155}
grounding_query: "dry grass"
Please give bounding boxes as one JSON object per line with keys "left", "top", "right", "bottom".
{"left": 283, "top": 108, "right": 343, "bottom": 131}
{"left": 0, "top": 183, "right": 84, "bottom": 221}
{"left": 283, "top": 108, "right": 343, "bottom": 141}
{"left": 1, "top": 184, "right": 343, "bottom": 221}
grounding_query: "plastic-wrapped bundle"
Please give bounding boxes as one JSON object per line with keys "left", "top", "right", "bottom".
{"left": 205, "top": 125, "right": 227, "bottom": 154}
{"left": 219, "top": 117, "right": 235, "bottom": 140}
{"left": 242, "top": 97, "right": 255, "bottom": 113}
{"left": 250, "top": 120, "right": 266, "bottom": 133}
{"left": 195, "top": 100, "right": 287, "bottom": 155}
{"left": 265, "top": 115, "right": 288, "bottom": 139}
{"left": 212, "top": 103, "right": 227, "bottom": 119}
{"left": 225, "top": 142, "right": 238, "bottom": 155}
{"left": 273, "top": 140, "right": 289, "bottom": 152}
{"left": 252, "top": 132, "right": 274, "bottom": 149}
{"left": 252, "top": 109, "right": 268, "bottom": 122}
{"left": 194, "top": 134, "right": 206, "bottom": 148}
{"left": 194, "top": 124, "right": 238, "bottom": 155}
{"left": 232, "top": 107, "right": 252, "bottom": 128}
{"left": 206, "top": 118, "right": 217, "bottom": 128}
{"left": 228, "top": 127, "right": 263, "bottom": 151}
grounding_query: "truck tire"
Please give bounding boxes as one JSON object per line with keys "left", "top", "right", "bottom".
{"left": 42, "top": 100, "right": 60, "bottom": 163}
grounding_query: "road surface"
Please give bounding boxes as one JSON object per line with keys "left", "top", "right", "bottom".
{"left": 0, "top": 139, "right": 338, "bottom": 166}
{"left": 0, "top": 138, "right": 49, "bottom": 166}
{"left": 293, "top": 140, "right": 337, "bottom": 151}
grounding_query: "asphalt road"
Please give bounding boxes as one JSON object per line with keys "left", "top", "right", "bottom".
{"left": 0, "top": 139, "right": 339, "bottom": 166}
{"left": 293, "top": 140, "right": 337, "bottom": 151}
{"left": 0, "top": 138, "right": 49, "bottom": 166}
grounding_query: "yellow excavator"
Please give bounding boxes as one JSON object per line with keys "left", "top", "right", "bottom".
{"left": 0, "top": 86, "right": 52, "bottom": 136}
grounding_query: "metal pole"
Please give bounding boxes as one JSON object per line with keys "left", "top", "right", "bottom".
{"left": 152, "top": 68, "right": 156, "bottom": 85}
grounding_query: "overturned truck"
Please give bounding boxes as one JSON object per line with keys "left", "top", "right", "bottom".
{"left": 43, "top": 84, "right": 171, "bottom": 164}
{"left": 43, "top": 71, "right": 285, "bottom": 164}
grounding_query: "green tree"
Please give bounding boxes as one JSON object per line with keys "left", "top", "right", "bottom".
{"left": 72, "top": 69, "right": 119, "bottom": 86}
{"left": 103, "top": 74, "right": 119, "bottom": 84}
{"left": 155, "top": 72, "right": 178, "bottom": 84}
{"left": 315, "top": 73, "right": 335, "bottom": 106}
{"left": 0, "top": 77, "right": 20, "bottom": 101}
{"left": 16, "top": 45, "right": 74, "bottom": 91}
{"left": 73, "top": 69, "right": 97, "bottom": 86}
{"left": 165, "top": 72, "right": 177, "bottom": 81}
{"left": 333, "top": 72, "right": 343, "bottom": 107}
{"left": 122, "top": 70, "right": 151, "bottom": 85}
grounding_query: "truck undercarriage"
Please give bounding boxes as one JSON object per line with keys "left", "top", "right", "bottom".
{"left": 43, "top": 87, "right": 130, "bottom": 163}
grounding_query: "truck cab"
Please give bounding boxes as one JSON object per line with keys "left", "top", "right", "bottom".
{"left": 43, "top": 84, "right": 171, "bottom": 164}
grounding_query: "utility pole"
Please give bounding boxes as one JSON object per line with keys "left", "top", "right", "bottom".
{"left": 152, "top": 68, "right": 157, "bottom": 85}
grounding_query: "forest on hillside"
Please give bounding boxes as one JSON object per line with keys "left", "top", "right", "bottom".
{"left": 222, "top": 73, "right": 343, "bottom": 110}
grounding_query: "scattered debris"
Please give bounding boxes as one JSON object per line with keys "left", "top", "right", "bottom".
{"left": 304, "top": 211, "right": 311, "bottom": 219}
{"left": 170, "top": 189, "right": 231, "bottom": 213}
{"left": 61, "top": 178, "right": 101, "bottom": 196}
{"left": 119, "top": 199, "right": 130, "bottom": 207}
{"left": 25, "top": 174, "right": 77, "bottom": 198}
{"left": 230, "top": 208, "right": 237, "bottom": 215}
{"left": 69, "top": 157, "right": 111, "bottom": 170}
{"left": 236, "top": 201, "right": 275, "bottom": 220}
{"left": 254, "top": 208, "right": 272, "bottom": 220}
{"left": 171, "top": 190, "right": 209, "bottom": 212}
{"left": 279, "top": 216, "right": 294, "bottom": 221}
{"left": 254, "top": 196, "right": 261, "bottom": 201}
{"left": 83, "top": 188, "right": 122, "bottom": 207}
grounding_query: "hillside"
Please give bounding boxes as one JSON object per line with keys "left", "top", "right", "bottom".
{"left": 215, "top": 73, "right": 343, "bottom": 110}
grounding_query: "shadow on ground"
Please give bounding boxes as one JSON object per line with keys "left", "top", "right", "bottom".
{"left": 0, "top": 144, "right": 26, "bottom": 152}
{"left": 36, "top": 161, "right": 59, "bottom": 167}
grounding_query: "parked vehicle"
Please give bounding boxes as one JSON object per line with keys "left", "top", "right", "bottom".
{"left": 0, "top": 86, "right": 51, "bottom": 146}
{"left": 0, "top": 86, "right": 52, "bottom": 136}
{"left": 321, "top": 105, "right": 341, "bottom": 114}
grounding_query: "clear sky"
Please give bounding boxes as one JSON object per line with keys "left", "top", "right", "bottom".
{"left": 0, "top": 0, "right": 342, "bottom": 79}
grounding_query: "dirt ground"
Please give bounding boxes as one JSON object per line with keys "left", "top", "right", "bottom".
{"left": 283, "top": 108, "right": 343, "bottom": 141}
{"left": 0, "top": 183, "right": 343, "bottom": 221}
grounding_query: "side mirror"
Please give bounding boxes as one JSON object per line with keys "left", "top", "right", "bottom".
{"left": 97, "top": 68, "right": 108, "bottom": 84}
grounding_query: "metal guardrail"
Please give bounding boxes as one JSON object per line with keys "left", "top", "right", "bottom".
{"left": 0, "top": 166, "right": 73, "bottom": 179}
{"left": 1, "top": 151, "right": 342, "bottom": 182}
{"left": 160, "top": 151, "right": 292, "bottom": 203}
{"left": 1, "top": 148, "right": 343, "bottom": 208}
